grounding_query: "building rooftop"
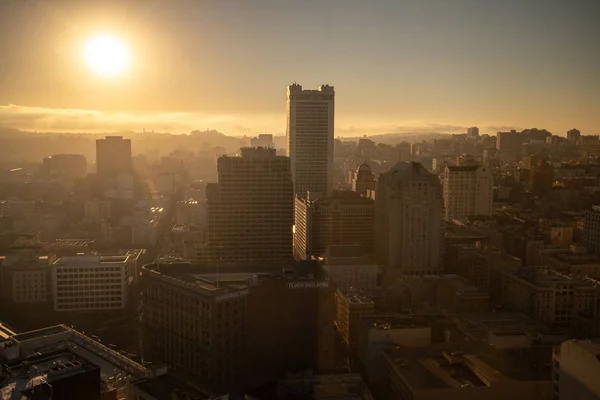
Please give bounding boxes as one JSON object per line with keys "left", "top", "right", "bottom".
{"left": 131, "top": 374, "right": 214, "bottom": 400}
{"left": 339, "top": 291, "right": 376, "bottom": 305}
{"left": 141, "top": 261, "right": 330, "bottom": 298}
{"left": 0, "top": 325, "right": 151, "bottom": 400}
{"left": 508, "top": 267, "right": 595, "bottom": 289}
{"left": 1, "top": 349, "right": 98, "bottom": 400}
{"left": 44, "top": 238, "right": 95, "bottom": 248}
{"left": 53, "top": 254, "right": 129, "bottom": 266}
{"left": 278, "top": 374, "right": 373, "bottom": 400}
{"left": 361, "top": 315, "right": 430, "bottom": 330}
{"left": 383, "top": 342, "right": 538, "bottom": 391}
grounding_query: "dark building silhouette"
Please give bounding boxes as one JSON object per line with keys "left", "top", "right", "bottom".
{"left": 352, "top": 162, "right": 376, "bottom": 197}
{"left": 41, "top": 153, "right": 87, "bottom": 179}
{"left": 530, "top": 159, "right": 554, "bottom": 194}
{"left": 95, "top": 136, "right": 132, "bottom": 176}
{"left": 294, "top": 191, "right": 374, "bottom": 260}
{"left": 140, "top": 262, "right": 335, "bottom": 391}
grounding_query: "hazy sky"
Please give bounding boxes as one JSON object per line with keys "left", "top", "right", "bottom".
{"left": 1, "top": 0, "right": 599, "bottom": 136}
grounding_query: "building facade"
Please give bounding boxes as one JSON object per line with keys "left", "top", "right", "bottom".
{"left": 51, "top": 254, "right": 134, "bottom": 312}
{"left": 96, "top": 136, "right": 132, "bottom": 177}
{"left": 443, "top": 165, "right": 493, "bottom": 221}
{"left": 583, "top": 205, "right": 600, "bottom": 254}
{"left": 207, "top": 147, "right": 294, "bottom": 264}
{"left": 294, "top": 190, "right": 374, "bottom": 259}
{"left": 374, "top": 162, "right": 444, "bottom": 276}
{"left": 286, "top": 83, "right": 335, "bottom": 197}
{"left": 352, "top": 163, "right": 377, "bottom": 197}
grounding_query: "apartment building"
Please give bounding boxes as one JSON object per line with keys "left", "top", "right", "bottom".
{"left": 443, "top": 164, "right": 493, "bottom": 221}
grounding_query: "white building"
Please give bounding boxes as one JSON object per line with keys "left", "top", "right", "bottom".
{"left": 553, "top": 339, "right": 600, "bottom": 400}
{"left": 443, "top": 164, "right": 493, "bottom": 221}
{"left": 286, "top": 83, "right": 335, "bottom": 197}
{"left": 51, "top": 254, "right": 134, "bottom": 312}
{"left": 374, "top": 162, "right": 444, "bottom": 276}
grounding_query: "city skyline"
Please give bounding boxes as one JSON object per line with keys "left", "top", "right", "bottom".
{"left": 1, "top": 0, "right": 599, "bottom": 136}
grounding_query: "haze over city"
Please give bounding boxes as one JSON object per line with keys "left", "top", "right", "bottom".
{"left": 3, "top": 1, "right": 600, "bottom": 399}
{"left": 1, "top": 0, "right": 599, "bottom": 135}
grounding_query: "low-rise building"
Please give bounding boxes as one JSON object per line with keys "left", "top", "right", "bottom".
{"left": 0, "top": 252, "right": 54, "bottom": 305}
{"left": 357, "top": 314, "right": 432, "bottom": 384}
{"left": 501, "top": 267, "right": 596, "bottom": 327}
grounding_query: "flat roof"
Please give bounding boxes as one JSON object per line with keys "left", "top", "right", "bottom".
{"left": 362, "top": 314, "right": 430, "bottom": 330}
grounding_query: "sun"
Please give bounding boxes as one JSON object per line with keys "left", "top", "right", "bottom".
{"left": 83, "top": 34, "right": 130, "bottom": 77}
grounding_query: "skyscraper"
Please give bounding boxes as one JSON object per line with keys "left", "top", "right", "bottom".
{"left": 207, "top": 147, "right": 294, "bottom": 264}
{"left": 286, "top": 83, "right": 335, "bottom": 197}
{"left": 374, "top": 162, "right": 443, "bottom": 276}
{"left": 443, "top": 164, "right": 493, "bottom": 221}
{"left": 467, "top": 126, "right": 480, "bottom": 137}
{"left": 95, "top": 136, "right": 132, "bottom": 176}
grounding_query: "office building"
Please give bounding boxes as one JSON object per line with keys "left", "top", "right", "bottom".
{"left": 140, "top": 262, "right": 334, "bottom": 391}
{"left": 176, "top": 199, "right": 206, "bottom": 227}
{"left": 583, "top": 205, "right": 600, "bottom": 254}
{"left": 207, "top": 147, "right": 294, "bottom": 264}
{"left": 0, "top": 324, "right": 152, "bottom": 400}
{"left": 443, "top": 164, "right": 493, "bottom": 221}
{"left": 41, "top": 153, "right": 87, "bottom": 179}
{"left": 496, "top": 130, "right": 523, "bottom": 163}
{"left": 51, "top": 254, "right": 135, "bottom": 312}
{"left": 467, "top": 126, "right": 480, "bottom": 138}
{"left": 293, "top": 191, "right": 374, "bottom": 260}
{"left": 374, "top": 162, "right": 444, "bottom": 276}
{"left": 351, "top": 162, "right": 377, "bottom": 197}
{"left": 553, "top": 339, "right": 600, "bottom": 400}
{"left": 286, "top": 83, "right": 335, "bottom": 197}
{"left": 250, "top": 134, "right": 274, "bottom": 148}
{"left": 96, "top": 136, "right": 132, "bottom": 176}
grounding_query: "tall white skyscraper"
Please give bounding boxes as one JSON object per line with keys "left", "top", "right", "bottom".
{"left": 374, "top": 162, "right": 444, "bottom": 276}
{"left": 443, "top": 164, "right": 493, "bottom": 221}
{"left": 286, "top": 83, "right": 335, "bottom": 197}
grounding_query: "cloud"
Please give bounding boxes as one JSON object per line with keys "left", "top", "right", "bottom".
{"left": 0, "top": 104, "right": 278, "bottom": 135}
{"left": 0, "top": 104, "right": 518, "bottom": 137}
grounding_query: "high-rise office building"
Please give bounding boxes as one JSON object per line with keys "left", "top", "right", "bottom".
{"left": 95, "top": 136, "right": 132, "bottom": 176}
{"left": 374, "top": 162, "right": 443, "bottom": 276}
{"left": 294, "top": 190, "right": 374, "bottom": 260}
{"left": 443, "top": 164, "right": 493, "bottom": 221}
{"left": 207, "top": 147, "right": 294, "bottom": 264}
{"left": 286, "top": 83, "right": 335, "bottom": 197}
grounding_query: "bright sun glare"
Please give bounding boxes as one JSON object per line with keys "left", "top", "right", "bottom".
{"left": 83, "top": 34, "right": 130, "bottom": 77}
